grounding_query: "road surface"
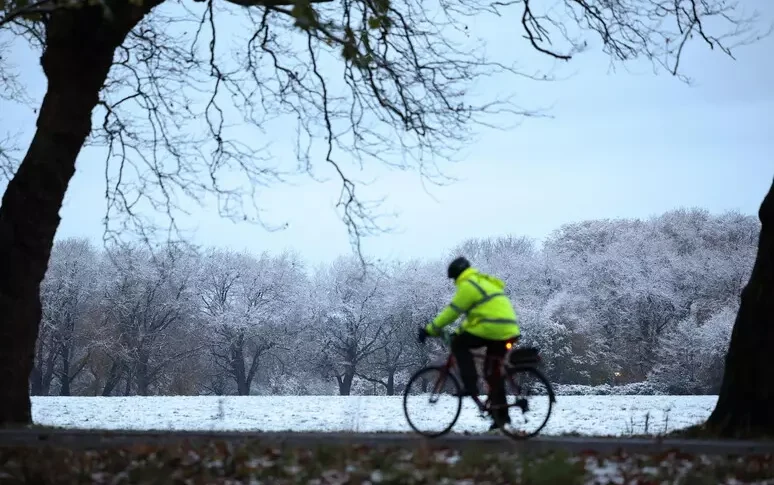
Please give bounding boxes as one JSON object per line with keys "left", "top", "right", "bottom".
{"left": 0, "top": 429, "right": 772, "bottom": 456}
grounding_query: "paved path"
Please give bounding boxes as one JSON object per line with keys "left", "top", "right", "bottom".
{"left": 0, "top": 429, "right": 772, "bottom": 456}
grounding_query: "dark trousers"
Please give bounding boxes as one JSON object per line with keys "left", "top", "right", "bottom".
{"left": 451, "top": 332, "right": 510, "bottom": 425}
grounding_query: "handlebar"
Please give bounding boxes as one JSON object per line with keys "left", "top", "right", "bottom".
{"left": 420, "top": 327, "right": 453, "bottom": 346}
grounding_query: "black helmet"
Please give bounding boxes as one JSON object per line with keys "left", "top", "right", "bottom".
{"left": 447, "top": 256, "right": 471, "bottom": 280}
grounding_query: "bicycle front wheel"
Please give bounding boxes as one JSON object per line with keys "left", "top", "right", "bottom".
{"left": 402, "top": 366, "right": 462, "bottom": 438}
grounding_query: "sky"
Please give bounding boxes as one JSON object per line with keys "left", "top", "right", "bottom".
{"left": 1, "top": 0, "right": 772, "bottom": 264}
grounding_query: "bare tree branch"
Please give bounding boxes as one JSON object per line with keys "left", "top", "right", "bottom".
{"left": 4, "top": 0, "right": 765, "bottom": 261}
{"left": 0, "top": 134, "right": 19, "bottom": 183}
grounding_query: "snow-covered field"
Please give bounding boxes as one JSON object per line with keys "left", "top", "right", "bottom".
{"left": 32, "top": 395, "right": 717, "bottom": 436}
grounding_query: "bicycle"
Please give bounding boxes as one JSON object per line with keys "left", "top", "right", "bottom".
{"left": 402, "top": 329, "right": 556, "bottom": 440}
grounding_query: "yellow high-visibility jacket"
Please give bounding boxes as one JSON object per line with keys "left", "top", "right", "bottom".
{"left": 425, "top": 267, "right": 520, "bottom": 340}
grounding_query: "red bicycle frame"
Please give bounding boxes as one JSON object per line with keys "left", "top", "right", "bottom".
{"left": 431, "top": 337, "right": 519, "bottom": 414}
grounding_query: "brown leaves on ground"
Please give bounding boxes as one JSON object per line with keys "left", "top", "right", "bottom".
{"left": 0, "top": 440, "right": 773, "bottom": 484}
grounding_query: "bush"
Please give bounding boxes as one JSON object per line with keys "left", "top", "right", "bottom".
{"left": 552, "top": 381, "right": 666, "bottom": 396}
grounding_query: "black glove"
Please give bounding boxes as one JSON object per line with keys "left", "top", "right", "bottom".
{"left": 417, "top": 326, "right": 429, "bottom": 344}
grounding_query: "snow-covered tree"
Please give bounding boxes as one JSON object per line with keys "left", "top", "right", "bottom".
{"left": 198, "top": 249, "right": 305, "bottom": 395}
{"left": 98, "top": 244, "right": 200, "bottom": 395}
{"left": 650, "top": 305, "right": 737, "bottom": 394}
{"left": 313, "top": 257, "right": 393, "bottom": 395}
{"left": 31, "top": 238, "right": 99, "bottom": 395}
{"left": 354, "top": 261, "right": 433, "bottom": 395}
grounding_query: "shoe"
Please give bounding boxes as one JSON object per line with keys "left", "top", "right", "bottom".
{"left": 500, "top": 423, "right": 527, "bottom": 437}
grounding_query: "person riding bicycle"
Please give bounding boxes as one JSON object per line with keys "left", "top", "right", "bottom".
{"left": 418, "top": 256, "right": 520, "bottom": 432}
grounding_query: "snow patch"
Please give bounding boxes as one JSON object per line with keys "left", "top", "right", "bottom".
{"left": 32, "top": 395, "right": 717, "bottom": 436}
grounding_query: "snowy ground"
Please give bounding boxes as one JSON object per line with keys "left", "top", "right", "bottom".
{"left": 32, "top": 395, "right": 717, "bottom": 436}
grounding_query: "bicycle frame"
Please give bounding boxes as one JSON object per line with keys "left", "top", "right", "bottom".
{"left": 430, "top": 333, "right": 518, "bottom": 415}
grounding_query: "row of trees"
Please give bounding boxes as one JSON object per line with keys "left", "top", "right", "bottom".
{"left": 32, "top": 208, "right": 757, "bottom": 397}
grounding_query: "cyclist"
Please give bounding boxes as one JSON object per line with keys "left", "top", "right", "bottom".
{"left": 418, "top": 256, "right": 520, "bottom": 432}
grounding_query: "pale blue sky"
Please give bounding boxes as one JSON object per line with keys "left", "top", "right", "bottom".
{"left": 1, "top": 1, "right": 772, "bottom": 263}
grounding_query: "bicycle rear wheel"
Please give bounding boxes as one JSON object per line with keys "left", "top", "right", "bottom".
{"left": 402, "top": 366, "right": 462, "bottom": 437}
{"left": 498, "top": 366, "right": 554, "bottom": 440}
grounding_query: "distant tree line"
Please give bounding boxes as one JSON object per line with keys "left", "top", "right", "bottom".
{"left": 31, "top": 208, "right": 757, "bottom": 397}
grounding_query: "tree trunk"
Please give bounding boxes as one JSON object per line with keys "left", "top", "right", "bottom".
{"left": 0, "top": 2, "right": 156, "bottom": 425}
{"left": 231, "top": 343, "right": 250, "bottom": 396}
{"left": 29, "top": 331, "right": 45, "bottom": 396}
{"left": 41, "top": 344, "right": 57, "bottom": 396}
{"left": 123, "top": 372, "right": 133, "bottom": 396}
{"left": 136, "top": 354, "right": 151, "bottom": 396}
{"left": 338, "top": 371, "right": 355, "bottom": 395}
{"left": 236, "top": 376, "right": 250, "bottom": 396}
{"left": 30, "top": 327, "right": 57, "bottom": 396}
{"left": 245, "top": 341, "right": 271, "bottom": 395}
{"left": 386, "top": 371, "right": 395, "bottom": 396}
{"left": 101, "top": 361, "right": 123, "bottom": 397}
{"left": 59, "top": 348, "right": 71, "bottom": 396}
{"left": 705, "top": 178, "right": 774, "bottom": 438}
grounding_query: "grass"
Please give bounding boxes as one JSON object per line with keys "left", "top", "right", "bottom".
{"left": 1, "top": 439, "right": 773, "bottom": 484}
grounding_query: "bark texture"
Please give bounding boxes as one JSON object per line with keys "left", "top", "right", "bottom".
{"left": 706, "top": 178, "right": 774, "bottom": 438}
